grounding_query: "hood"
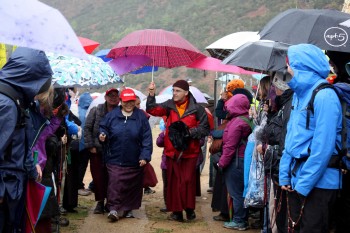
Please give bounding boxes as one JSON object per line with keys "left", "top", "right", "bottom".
{"left": 0, "top": 47, "right": 53, "bottom": 105}
{"left": 225, "top": 94, "right": 250, "bottom": 118}
{"left": 287, "top": 44, "right": 330, "bottom": 98}
{"left": 78, "top": 92, "right": 93, "bottom": 122}
{"left": 78, "top": 92, "right": 93, "bottom": 110}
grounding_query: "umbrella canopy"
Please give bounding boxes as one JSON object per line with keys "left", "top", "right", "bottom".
{"left": 25, "top": 180, "right": 51, "bottom": 233}
{"left": 259, "top": 9, "right": 350, "bottom": 52}
{"left": 108, "top": 55, "right": 152, "bottom": 75}
{"left": 47, "top": 53, "right": 122, "bottom": 87}
{"left": 86, "top": 87, "right": 146, "bottom": 116}
{"left": 95, "top": 49, "right": 112, "bottom": 62}
{"left": 140, "top": 94, "right": 173, "bottom": 129}
{"left": 140, "top": 94, "right": 173, "bottom": 110}
{"left": 159, "top": 85, "right": 208, "bottom": 104}
{"left": 0, "top": 0, "right": 86, "bottom": 59}
{"left": 252, "top": 73, "right": 268, "bottom": 80}
{"left": 187, "top": 56, "right": 257, "bottom": 75}
{"left": 223, "top": 40, "right": 289, "bottom": 72}
{"left": 206, "top": 31, "right": 260, "bottom": 60}
{"left": 107, "top": 29, "right": 205, "bottom": 68}
{"left": 78, "top": 36, "right": 100, "bottom": 54}
{"left": 131, "top": 66, "right": 159, "bottom": 74}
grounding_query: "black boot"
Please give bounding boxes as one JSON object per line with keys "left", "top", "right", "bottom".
{"left": 93, "top": 201, "right": 104, "bottom": 214}
{"left": 185, "top": 208, "right": 196, "bottom": 221}
{"left": 169, "top": 211, "right": 184, "bottom": 222}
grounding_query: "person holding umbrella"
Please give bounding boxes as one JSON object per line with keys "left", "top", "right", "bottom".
{"left": 146, "top": 80, "right": 210, "bottom": 222}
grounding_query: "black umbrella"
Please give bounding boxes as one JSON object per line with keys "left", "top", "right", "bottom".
{"left": 259, "top": 9, "right": 350, "bottom": 52}
{"left": 222, "top": 40, "right": 289, "bottom": 72}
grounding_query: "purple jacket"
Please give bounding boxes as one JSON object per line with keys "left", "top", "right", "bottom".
{"left": 31, "top": 116, "right": 62, "bottom": 170}
{"left": 219, "top": 94, "right": 252, "bottom": 168}
{"left": 156, "top": 131, "right": 166, "bottom": 170}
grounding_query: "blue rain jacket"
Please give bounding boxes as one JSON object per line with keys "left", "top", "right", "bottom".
{"left": 0, "top": 47, "right": 52, "bottom": 225}
{"left": 279, "top": 44, "right": 342, "bottom": 196}
{"left": 78, "top": 92, "right": 92, "bottom": 151}
{"left": 99, "top": 106, "right": 153, "bottom": 167}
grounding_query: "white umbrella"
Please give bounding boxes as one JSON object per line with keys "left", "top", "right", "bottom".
{"left": 140, "top": 94, "right": 173, "bottom": 128}
{"left": 206, "top": 31, "right": 260, "bottom": 60}
{"left": 0, "top": 0, "right": 86, "bottom": 59}
{"left": 86, "top": 87, "right": 146, "bottom": 117}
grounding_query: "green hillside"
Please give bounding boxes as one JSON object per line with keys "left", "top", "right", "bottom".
{"left": 42, "top": 0, "right": 344, "bottom": 94}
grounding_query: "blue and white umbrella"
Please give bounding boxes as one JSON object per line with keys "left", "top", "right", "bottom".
{"left": 47, "top": 53, "right": 122, "bottom": 87}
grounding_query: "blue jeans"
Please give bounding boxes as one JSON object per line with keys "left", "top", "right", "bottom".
{"left": 224, "top": 157, "right": 247, "bottom": 222}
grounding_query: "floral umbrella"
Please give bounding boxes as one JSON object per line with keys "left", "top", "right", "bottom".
{"left": 47, "top": 53, "right": 122, "bottom": 87}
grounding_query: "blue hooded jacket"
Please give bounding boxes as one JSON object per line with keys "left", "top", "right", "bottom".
{"left": 78, "top": 92, "right": 92, "bottom": 151}
{"left": 0, "top": 47, "right": 52, "bottom": 224}
{"left": 99, "top": 106, "right": 153, "bottom": 167}
{"left": 279, "top": 44, "right": 342, "bottom": 196}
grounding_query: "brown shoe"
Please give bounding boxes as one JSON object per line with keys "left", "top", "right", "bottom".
{"left": 213, "top": 213, "right": 229, "bottom": 221}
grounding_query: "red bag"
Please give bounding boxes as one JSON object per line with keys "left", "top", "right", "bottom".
{"left": 143, "top": 163, "right": 158, "bottom": 188}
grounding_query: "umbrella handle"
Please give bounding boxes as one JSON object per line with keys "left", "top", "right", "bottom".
{"left": 151, "top": 65, "right": 154, "bottom": 82}
{"left": 25, "top": 203, "right": 37, "bottom": 233}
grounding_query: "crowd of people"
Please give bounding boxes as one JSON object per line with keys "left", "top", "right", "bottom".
{"left": 1, "top": 43, "right": 350, "bottom": 233}
{"left": 207, "top": 44, "right": 350, "bottom": 233}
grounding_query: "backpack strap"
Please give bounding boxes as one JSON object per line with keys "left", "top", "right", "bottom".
{"left": 0, "top": 82, "right": 27, "bottom": 162}
{"left": 0, "top": 82, "right": 26, "bottom": 128}
{"left": 235, "top": 116, "right": 254, "bottom": 167}
{"left": 306, "top": 83, "right": 334, "bottom": 130}
{"left": 238, "top": 116, "right": 254, "bottom": 131}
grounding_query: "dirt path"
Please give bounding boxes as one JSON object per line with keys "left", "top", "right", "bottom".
{"left": 63, "top": 127, "right": 260, "bottom": 233}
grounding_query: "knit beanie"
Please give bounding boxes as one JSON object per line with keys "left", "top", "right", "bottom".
{"left": 173, "top": 79, "right": 189, "bottom": 91}
{"left": 226, "top": 79, "right": 245, "bottom": 99}
{"left": 226, "top": 79, "right": 245, "bottom": 92}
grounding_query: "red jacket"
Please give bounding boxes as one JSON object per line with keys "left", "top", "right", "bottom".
{"left": 146, "top": 93, "right": 210, "bottom": 159}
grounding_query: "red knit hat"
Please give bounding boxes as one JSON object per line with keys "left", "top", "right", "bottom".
{"left": 173, "top": 79, "right": 189, "bottom": 91}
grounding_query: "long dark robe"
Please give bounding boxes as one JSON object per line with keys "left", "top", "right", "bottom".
{"left": 166, "top": 157, "right": 197, "bottom": 212}
{"left": 106, "top": 164, "right": 144, "bottom": 211}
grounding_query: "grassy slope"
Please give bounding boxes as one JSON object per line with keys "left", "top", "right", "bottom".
{"left": 42, "top": 0, "right": 343, "bottom": 95}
